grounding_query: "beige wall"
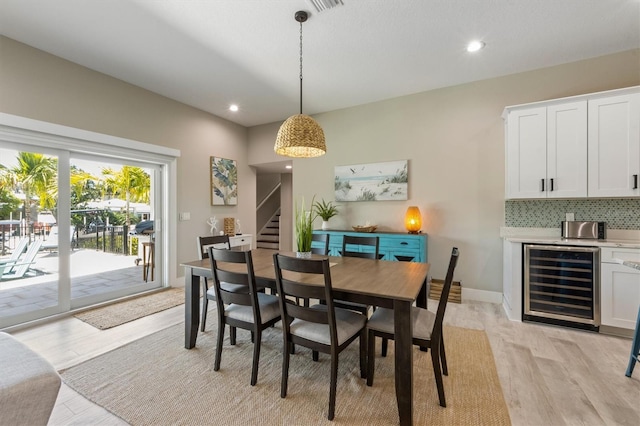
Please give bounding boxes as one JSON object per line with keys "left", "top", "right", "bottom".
{"left": 0, "top": 36, "right": 254, "bottom": 281}
{"left": 248, "top": 49, "right": 640, "bottom": 294}
{"left": 2, "top": 34, "right": 638, "bottom": 294}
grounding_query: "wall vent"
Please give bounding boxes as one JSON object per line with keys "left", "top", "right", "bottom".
{"left": 307, "top": 0, "right": 344, "bottom": 12}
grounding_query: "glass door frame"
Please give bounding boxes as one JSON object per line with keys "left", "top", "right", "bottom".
{"left": 0, "top": 113, "right": 179, "bottom": 328}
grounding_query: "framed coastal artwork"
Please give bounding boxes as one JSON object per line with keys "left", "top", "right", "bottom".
{"left": 210, "top": 156, "right": 238, "bottom": 205}
{"left": 334, "top": 160, "right": 408, "bottom": 201}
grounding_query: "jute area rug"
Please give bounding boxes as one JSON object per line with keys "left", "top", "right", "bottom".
{"left": 60, "top": 319, "right": 511, "bottom": 425}
{"left": 74, "top": 288, "right": 184, "bottom": 330}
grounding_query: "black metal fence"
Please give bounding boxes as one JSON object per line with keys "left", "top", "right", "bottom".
{"left": 1, "top": 224, "right": 140, "bottom": 256}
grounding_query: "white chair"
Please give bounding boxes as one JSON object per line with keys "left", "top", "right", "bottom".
{"left": 0, "top": 237, "right": 29, "bottom": 273}
{"left": 0, "top": 239, "right": 43, "bottom": 281}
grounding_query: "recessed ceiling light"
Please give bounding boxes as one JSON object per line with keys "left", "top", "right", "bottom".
{"left": 229, "top": 104, "right": 239, "bottom": 112}
{"left": 285, "top": 165, "right": 292, "bottom": 169}
{"left": 466, "top": 40, "right": 485, "bottom": 53}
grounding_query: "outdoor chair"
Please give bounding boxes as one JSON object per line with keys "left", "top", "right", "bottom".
{"left": 0, "top": 237, "right": 29, "bottom": 274}
{"left": 0, "top": 239, "right": 43, "bottom": 281}
{"left": 366, "top": 247, "right": 460, "bottom": 408}
{"left": 273, "top": 253, "right": 367, "bottom": 421}
{"left": 208, "top": 247, "right": 281, "bottom": 386}
{"left": 41, "top": 226, "right": 76, "bottom": 252}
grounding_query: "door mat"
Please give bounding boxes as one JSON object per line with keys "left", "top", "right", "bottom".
{"left": 74, "top": 288, "right": 184, "bottom": 330}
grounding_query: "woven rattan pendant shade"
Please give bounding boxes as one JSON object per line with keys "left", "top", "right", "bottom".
{"left": 275, "top": 114, "right": 326, "bottom": 158}
{"left": 274, "top": 10, "right": 326, "bottom": 158}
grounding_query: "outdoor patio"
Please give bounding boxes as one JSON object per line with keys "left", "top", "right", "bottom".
{"left": 0, "top": 248, "right": 150, "bottom": 319}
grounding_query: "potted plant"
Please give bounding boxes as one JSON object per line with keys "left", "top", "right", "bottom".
{"left": 295, "top": 196, "right": 317, "bottom": 257}
{"left": 313, "top": 198, "right": 339, "bottom": 230}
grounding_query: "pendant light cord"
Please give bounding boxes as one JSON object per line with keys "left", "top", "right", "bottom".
{"left": 299, "top": 19, "right": 303, "bottom": 114}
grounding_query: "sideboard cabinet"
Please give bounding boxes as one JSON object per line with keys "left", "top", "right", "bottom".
{"left": 312, "top": 230, "right": 427, "bottom": 263}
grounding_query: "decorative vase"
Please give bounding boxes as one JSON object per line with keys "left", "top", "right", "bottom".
{"left": 321, "top": 220, "right": 330, "bottom": 230}
{"left": 296, "top": 251, "right": 312, "bottom": 259}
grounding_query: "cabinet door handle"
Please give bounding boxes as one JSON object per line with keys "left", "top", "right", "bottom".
{"left": 550, "top": 178, "right": 554, "bottom": 192}
{"left": 541, "top": 178, "right": 545, "bottom": 192}
{"left": 634, "top": 174, "right": 638, "bottom": 190}
{"left": 400, "top": 242, "right": 408, "bottom": 245}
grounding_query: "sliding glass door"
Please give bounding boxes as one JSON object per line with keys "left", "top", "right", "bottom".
{"left": 69, "top": 155, "right": 161, "bottom": 308}
{"left": 0, "top": 143, "right": 166, "bottom": 328}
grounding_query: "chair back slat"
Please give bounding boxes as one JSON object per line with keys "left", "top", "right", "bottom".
{"left": 198, "top": 235, "right": 230, "bottom": 259}
{"left": 286, "top": 302, "right": 330, "bottom": 325}
{"left": 280, "top": 278, "right": 326, "bottom": 301}
{"left": 311, "top": 233, "right": 330, "bottom": 255}
{"left": 342, "top": 235, "right": 379, "bottom": 259}
{"left": 215, "top": 268, "right": 250, "bottom": 287}
{"left": 222, "top": 289, "right": 252, "bottom": 306}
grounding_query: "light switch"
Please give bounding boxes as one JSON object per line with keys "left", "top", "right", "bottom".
{"left": 179, "top": 212, "right": 191, "bottom": 221}
{"left": 565, "top": 213, "right": 575, "bottom": 221}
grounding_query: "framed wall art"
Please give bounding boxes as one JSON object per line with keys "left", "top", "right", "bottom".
{"left": 210, "top": 156, "right": 238, "bottom": 205}
{"left": 334, "top": 160, "right": 408, "bottom": 202}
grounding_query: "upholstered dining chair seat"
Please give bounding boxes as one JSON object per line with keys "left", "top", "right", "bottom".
{"left": 290, "top": 305, "right": 368, "bottom": 346}
{"left": 225, "top": 293, "right": 281, "bottom": 324}
{"left": 367, "top": 306, "right": 436, "bottom": 340}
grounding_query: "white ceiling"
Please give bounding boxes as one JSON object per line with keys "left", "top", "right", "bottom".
{"left": 1, "top": 0, "right": 639, "bottom": 129}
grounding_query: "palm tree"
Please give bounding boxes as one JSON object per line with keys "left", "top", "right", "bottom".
{"left": 7, "top": 152, "right": 57, "bottom": 230}
{"left": 101, "top": 166, "right": 150, "bottom": 227}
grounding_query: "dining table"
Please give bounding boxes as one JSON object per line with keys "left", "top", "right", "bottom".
{"left": 181, "top": 248, "right": 430, "bottom": 426}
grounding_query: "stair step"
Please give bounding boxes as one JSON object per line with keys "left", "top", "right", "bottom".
{"left": 258, "top": 236, "right": 279, "bottom": 243}
{"left": 257, "top": 241, "right": 279, "bottom": 250}
{"left": 261, "top": 232, "right": 279, "bottom": 236}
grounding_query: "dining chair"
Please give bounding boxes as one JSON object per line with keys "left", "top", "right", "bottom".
{"left": 626, "top": 305, "right": 640, "bottom": 377}
{"left": 208, "top": 247, "right": 281, "bottom": 386}
{"left": 366, "top": 247, "right": 460, "bottom": 408}
{"left": 272, "top": 253, "right": 367, "bottom": 421}
{"left": 311, "top": 233, "right": 330, "bottom": 255}
{"left": 197, "top": 235, "right": 231, "bottom": 331}
{"left": 332, "top": 235, "right": 380, "bottom": 316}
{"left": 290, "top": 233, "right": 331, "bottom": 308}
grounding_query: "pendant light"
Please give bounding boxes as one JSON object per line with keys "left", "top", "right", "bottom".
{"left": 274, "top": 10, "right": 326, "bottom": 158}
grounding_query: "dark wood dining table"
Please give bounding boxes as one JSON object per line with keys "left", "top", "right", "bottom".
{"left": 181, "top": 249, "right": 430, "bottom": 426}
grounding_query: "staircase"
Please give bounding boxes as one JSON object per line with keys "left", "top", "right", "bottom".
{"left": 256, "top": 211, "right": 280, "bottom": 250}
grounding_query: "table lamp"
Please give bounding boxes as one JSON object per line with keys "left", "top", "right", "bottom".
{"left": 405, "top": 206, "right": 422, "bottom": 234}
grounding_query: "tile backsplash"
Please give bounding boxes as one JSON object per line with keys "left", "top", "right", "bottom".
{"left": 505, "top": 199, "right": 640, "bottom": 229}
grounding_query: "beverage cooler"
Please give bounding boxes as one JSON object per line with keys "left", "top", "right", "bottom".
{"left": 523, "top": 244, "right": 600, "bottom": 331}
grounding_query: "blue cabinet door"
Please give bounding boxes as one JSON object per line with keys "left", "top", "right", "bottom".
{"left": 312, "top": 230, "right": 427, "bottom": 263}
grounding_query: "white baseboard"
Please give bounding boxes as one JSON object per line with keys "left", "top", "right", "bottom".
{"left": 461, "top": 287, "right": 503, "bottom": 304}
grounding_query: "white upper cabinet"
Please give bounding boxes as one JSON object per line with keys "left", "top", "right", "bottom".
{"left": 505, "top": 86, "right": 639, "bottom": 200}
{"left": 506, "top": 101, "right": 587, "bottom": 199}
{"left": 506, "top": 107, "right": 547, "bottom": 199}
{"left": 588, "top": 93, "right": 640, "bottom": 197}
{"left": 547, "top": 102, "right": 588, "bottom": 198}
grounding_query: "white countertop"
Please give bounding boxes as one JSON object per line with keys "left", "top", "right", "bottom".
{"left": 500, "top": 227, "right": 640, "bottom": 249}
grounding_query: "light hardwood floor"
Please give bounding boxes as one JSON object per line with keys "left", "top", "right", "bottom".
{"left": 10, "top": 298, "right": 640, "bottom": 425}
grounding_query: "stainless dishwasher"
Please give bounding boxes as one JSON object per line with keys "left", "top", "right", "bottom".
{"left": 524, "top": 244, "right": 600, "bottom": 331}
